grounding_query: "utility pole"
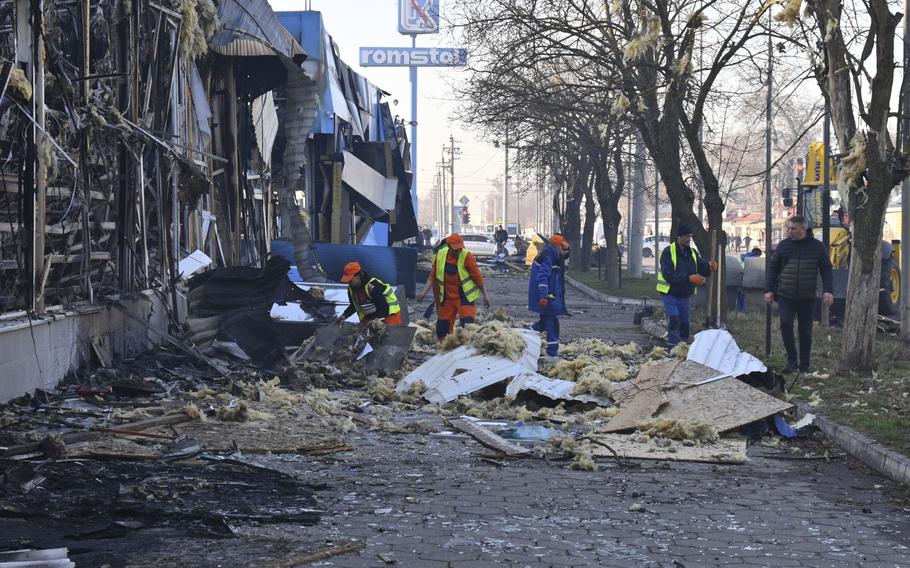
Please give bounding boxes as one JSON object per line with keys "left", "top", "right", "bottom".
{"left": 446, "top": 135, "right": 460, "bottom": 234}
{"left": 450, "top": 135, "right": 455, "bottom": 233}
{"left": 821, "top": 102, "right": 832, "bottom": 327}
{"left": 902, "top": 0, "right": 910, "bottom": 341}
{"left": 439, "top": 153, "right": 448, "bottom": 234}
{"left": 503, "top": 127, "right": 510, "bottom": 231}
{"left": 764, "top": 9, "right": 774, "bottom": 357}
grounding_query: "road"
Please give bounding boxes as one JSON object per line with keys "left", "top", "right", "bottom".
{"left": 279, "top": 271, "right": 910, "bottom": 568}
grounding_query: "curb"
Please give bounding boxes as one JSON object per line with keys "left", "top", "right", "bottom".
{"left": 793, "top": 400, "right": 910, "bottom": 486}
{"left": 564, "top": 275, "right": 649, "bottom": 307}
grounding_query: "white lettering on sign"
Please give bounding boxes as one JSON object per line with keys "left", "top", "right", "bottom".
{"left": 360, "top": 47, "right": 468, "bottom": 68}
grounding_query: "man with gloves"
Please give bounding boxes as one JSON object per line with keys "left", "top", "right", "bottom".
{"left": 417, "top": 233, "right": 491, "bottom": 341}
{"left": 656, "top": 224, "right": 714, "bottom": 349}
{"left": 528, "top": 234, "right": 570, "bottom": 358}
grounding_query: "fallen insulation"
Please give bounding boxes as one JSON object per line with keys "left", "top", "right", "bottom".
{"left": 440, "top": 321, "right": 526, "bottom": 361}
{"left": 633, "top": 418, "right": 719, "bottom": 444}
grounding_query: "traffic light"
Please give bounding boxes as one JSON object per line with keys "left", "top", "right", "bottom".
{"left": 462, "top": 208, "right": 470, "bottom": 224}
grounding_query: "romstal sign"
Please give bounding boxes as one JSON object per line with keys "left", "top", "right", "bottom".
{"left": 357, "top": 0, "right": 467, "bottom": 231}
{"left": 359, "top": 47, "right": 468, "bottom": 67}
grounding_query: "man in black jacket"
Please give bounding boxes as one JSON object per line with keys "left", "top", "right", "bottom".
{"left": 765, "top": 215, "right": 834, "bottom": 374}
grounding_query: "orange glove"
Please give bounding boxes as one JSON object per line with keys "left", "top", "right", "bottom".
{"left": 709, "top": 261, "right": 718, "bottom": 271}
{"left": 537, "top": 298, "right": 549, "bottom": 308}
{"left": 688, "top": 274, "right": 706, "bottom": 286}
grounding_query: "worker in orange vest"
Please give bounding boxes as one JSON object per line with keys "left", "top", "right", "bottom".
{"left": 337, "top": 262, "right": 402, "bottom": 326}
{"left": 417, "top": 233, "right": 491, "bottom": 340}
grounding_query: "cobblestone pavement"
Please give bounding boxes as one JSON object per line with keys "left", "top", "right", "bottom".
{"left": 258, "top": 272, "right": 910, "bottom": 568}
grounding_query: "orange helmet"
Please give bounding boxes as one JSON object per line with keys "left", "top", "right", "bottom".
{"left": 550, "top": 234, "right": 570, "bottom": 248}
{"left": 340, "top": 261, "right": 362, "bottom": 283}
{"left": 447, "top": 233, "right": 465, "bottom": 250}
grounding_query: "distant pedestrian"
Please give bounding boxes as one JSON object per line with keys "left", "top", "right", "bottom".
{"left": 417, "top": 233, "right": 491, "bottom": 340}
{"left": 422, "top": 226, "right": 433, "bottom": 247}
{"left": 735, "top": 235, "right": 742, "bottom": 252}
{"left": 656, "top": 224, "right": 715, "bottom": 349}
{"left": 494, "top": 225, "right": 509, "bottom": 256}
{"left": 735, "top": 247, "right": 763, "bottom": 312}
{"left": 765, "top": 215, "right": 834, "bottom": 374}
{"left": 337, "top": 262, "right": 402, "bottom": 326}
{"left": 744, "top": 235, "right": 752, "bottom": 251}
{"left": 529, "top": 234, "right": 570, "bottom": 358}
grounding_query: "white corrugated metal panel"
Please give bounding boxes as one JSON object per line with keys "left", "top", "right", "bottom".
{"left": 686, "top": 329, "right": 766, "bottom": 377}
{"left": 505, "top": 372, "right": 612, "bottom": 406}
{"left": 396, "top": 329, "right": 542, "bottom": 404}
{"left": 341, "top": 151, "right": 398, "bottom": 211}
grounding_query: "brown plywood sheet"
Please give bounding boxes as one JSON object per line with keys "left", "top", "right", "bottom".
{"left": 588, "top": 434, "right": 747, "bottom": 464}
{"left": 658, "top": 377, "right": 792, "bottom": 433}
{"left": 603, "top": 359, "right": 679, "bottom": 433}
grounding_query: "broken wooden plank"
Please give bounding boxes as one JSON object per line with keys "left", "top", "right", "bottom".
{"left": 588, "top": 434, "right": 748, "bottom": 464}
{"left": 264, "top": 541, "right": 365, "bottom": 567}
{"left": 449, "top": 419, "right": 531, "bottom": 457}
{"left": 603, "top": 359, "right": 679, "bottom": 433}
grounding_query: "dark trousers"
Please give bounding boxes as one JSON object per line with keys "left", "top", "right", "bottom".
{"left": 778, "top": 297, "right": 815, "bottom": 367}
{"left": 662, "top": 294, "right": 691, "bottom": 348}
{"left": 532, "top": 315, "right": 560, "bottom": 356}
{"left": 435, "top": 315, "right": 474, "bottom": 339}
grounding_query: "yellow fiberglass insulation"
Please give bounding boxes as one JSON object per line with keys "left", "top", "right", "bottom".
{"left": 571, "top": 364, "right": 621, "bottom": 398}
{"left": 182, "top": 403, "right": 204, "bottom": 420}
{"left": 441, "top": 321, "right": 526, "bottom": 361}
{"left": 648, "top": 347, "right": 669, "bottom": 360}
{"left": 255, "top": 377, "right": 302, "bottom": 403}
{"left": 302, "top": 389, "right": 342, "bottom": 417}
{"left": 177, "top": 0, "right": 219, "bottom": 60}
{"left": 774, "top": 0, "right": 802, "bottom": 26}
{"left": 560, "top": 338, "right": 639, "bottom": 360}
{"left": 670, "top": 342, "right": 689, "bottom": 359}
{"left": 8, "top": 67, "right": 32, "bottom": 101}
{"left": 623, "top": 16, "right": 662, "bottom": 63}
{"left": 636, "top": 418, "right": 719, "bottom": 443}
{"left": 367, "top": 376, "right": 399, "bottom": 403}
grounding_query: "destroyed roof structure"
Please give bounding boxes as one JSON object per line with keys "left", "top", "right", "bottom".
{"left": 0, "top": 1, "right": 416, "bottom": 401}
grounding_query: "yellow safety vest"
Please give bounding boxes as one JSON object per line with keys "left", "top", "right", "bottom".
{"left": 434, "top": 246, "right": 481, "bottom": 304}
{"left": 349, "top": 278, "right": 400, "bottom": 320}
{"left": 656, "top": 243, "right": 699, "bottom": 295}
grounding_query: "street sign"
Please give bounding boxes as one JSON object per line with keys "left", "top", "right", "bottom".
{"left": 459, "top": 196, "right": 469, "bottom": 206}
{"left": 399, "top": 0, "right": 439, "bottom": 35}
{"left": 360, "top": 47, "right": 467, "bottom": 67}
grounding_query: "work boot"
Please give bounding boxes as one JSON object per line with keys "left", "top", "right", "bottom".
{"left": 781, "top": 361, "right": 799, "bottom": 375}
{"left": 799, "top": 363, "right": 811, "bottom": 374}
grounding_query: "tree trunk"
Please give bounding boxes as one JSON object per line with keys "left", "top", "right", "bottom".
{"left": 563, "top": 162, "right": 589, "bottom": 264}
{"left": 579, "top": 181, "right": 596, "bottom": 272}
{"left": 592, "top": 150, "right": 623, "bottom": 289}
{"left": 627, "top": 136, "right": 646, "bottom": 278}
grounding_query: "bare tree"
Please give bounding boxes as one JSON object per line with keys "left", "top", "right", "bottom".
{"left": 787, "top": 0, "right": 908, "bottom": 371}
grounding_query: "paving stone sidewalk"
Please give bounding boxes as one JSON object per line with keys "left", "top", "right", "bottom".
{"left": 267, "top": 272, "right": 910, "bottom": 568}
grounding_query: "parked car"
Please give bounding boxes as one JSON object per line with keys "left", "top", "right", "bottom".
{"left": 461, "top": 233, "right": 516, "bottom": 257}
{"left": 642, "top": 235, "right": 672, "bottom": 258}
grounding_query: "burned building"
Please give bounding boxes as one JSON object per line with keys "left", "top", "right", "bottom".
{"left": 0, "top": 0, "right": 415, "bottom": 401}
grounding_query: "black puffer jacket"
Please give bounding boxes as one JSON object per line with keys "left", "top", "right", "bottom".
{"left": 766, "top": 237, "right": 834, "bottom": 300}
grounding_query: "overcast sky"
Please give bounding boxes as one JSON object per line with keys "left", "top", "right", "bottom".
{"left": 268, "top": 0, "right": 504, "bottom": 211}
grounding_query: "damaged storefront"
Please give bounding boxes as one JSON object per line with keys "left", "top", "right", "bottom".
{"left": 0, "top": 1, "right": 416, "bottom": 400}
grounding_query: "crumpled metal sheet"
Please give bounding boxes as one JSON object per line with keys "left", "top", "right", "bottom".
{"left": 396, "top": 329, "right": 541, "bottom": 404}
{"left": 686, "top": 329, "right": 767, "bottom": 378}
{"left": 211, "top": 0, "right": 307, "bottom": 61}
{"left": 505, "top": 372, "right": 612, "bottom": 406}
